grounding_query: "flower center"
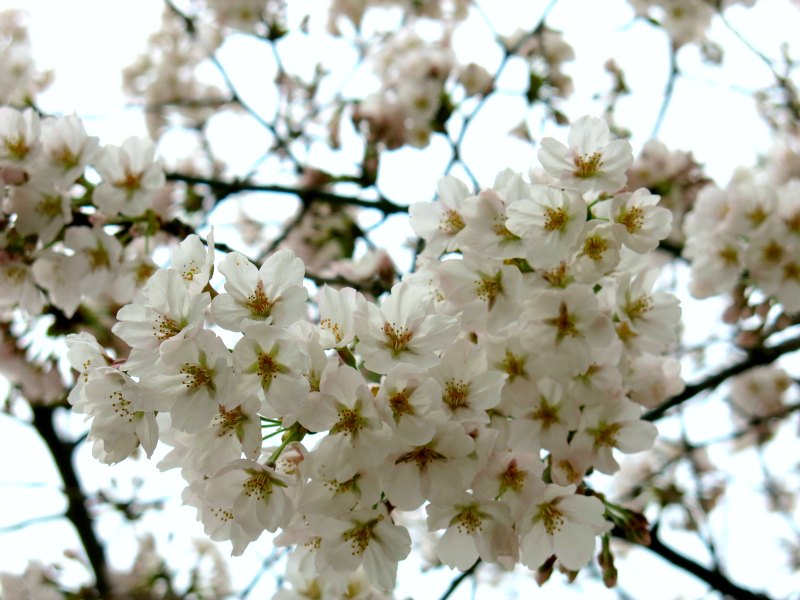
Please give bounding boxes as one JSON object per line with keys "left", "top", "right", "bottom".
{"left": 443, "top": 379, "right": 470, "bottom": 409}
{"left": 153, "top": 315, "right": 182, "bottom": 341}
{"left": 535, "top": 501, "right": 565, "bottom": 535}
{"left": 589, "top": 421, "right": 623, "bottom": 448}
{"left": 439, "top": 209, "right": 465, "bottom": 234}
{"left": 247, "top": 280, "right": 275, "bottom": 318}
{"left": 342, "top": 516, "right": 382, "bottom": 556}
{"left": 475, "top": 273, "right": 502, "bottom": 308}
{"left": 617, "top": 206, "right": 645, "bottom": 234}
{"left": 499, "top": 459, "right": 526, "bottom": 494}
{"left": 543, "top": 207, "right": 569, "bottom": 232}
{"left": 625, "top": 294, "right": 652, "bottom": 320}
{"left": 214, "top": 405, "right": 247, "bottom": 439}
{"left": 180, "top": 363, "right": 214, "bottom": 391}
{"left": 544, "top": 301, "right": 578, "bottom": 341}
{"left": 573, "top": 151, "right": 603, "bottom": 178}
{"left": 395, "top": 444, "right": 445, "bottom": 470}
{"left": 452, "top": 505, "right": 483, "bottom": 535}
{"left": 331, "top": 407, "right": 367, "bottom": 438}
{"left": 383, "top": 322, "right": 413, "bottom": 354}
{"left": 320, "top": 317, "right": 344, "bottom": 344}
{"left": 501, "top": 351, "right": 527, "bottom": 381}
{"left": 762, "top": 240, "right": 784, "bottom": 264}
{"left": 36, "top": 195, "right": 63, "bottom": 219}
{"left": 582, "top": 234, "right": 608, "bottom": 261}
{"left": 530, "top": 397, "right": 562, "bottom": 429}
{"left": 388, "top": 389, "right": 414, "bottom": 419}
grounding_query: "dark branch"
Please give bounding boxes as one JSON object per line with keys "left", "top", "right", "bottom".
{"left": 616, "top": 525, "right": 770, "bottom": 600}
{"left": 438, "top": 559, "right": 481, "bottom": 600}
{"left": 643, "top": 333, "right": 800, "bottom": 421}
{"left": 165, "top": 171, "right": 407, "bottom": 215}
{"left": 31, "top": 406, "right": 110, "bottom": 597}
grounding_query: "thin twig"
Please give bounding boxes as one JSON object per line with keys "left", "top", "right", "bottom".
{"left": 438, "top": 559, "right": 481, "bottom": 600}
{"left": 0, "top": 513, "right": 62, "bottom": 534}
{"left": 652, "top": 44, "right": 679, "bottom": 139}
{"left": 643, "top": 333, "right": 800, "bottom": 421}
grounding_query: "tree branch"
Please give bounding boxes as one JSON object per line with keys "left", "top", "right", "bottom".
{"left": 31, "top": 405, "right": 110, "bottom": 597}
{"left": 643, "top": 333, "right": 800, "bottom": 421}
{"left": 165, "top": 172, "right": 406, "bottom": 215}
{"left": 438, "top": 559, "right": 481, "bottom": 600}
{"left": 616, "top": 525, "right": 770, "bottom": 600}
{"left": 652, "top": 44, "right": 679, "bottom": 139}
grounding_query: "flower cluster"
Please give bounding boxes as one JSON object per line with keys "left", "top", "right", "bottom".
{"left": 0, "top": 107, "right": 166, "bottom": 319}
{"left": 629, "top": 0, "right": 756, "bottom": 48}
{"left": 353, "top": 27, "right": 455, "bottom": 150}
{"left": 682, "top": 175, "right": 800, "bottom": 313}
{"left": 67, "top": 116, "right": 680, "bottom": 596}
{"left": 0, "top": 10, "right": 52, "bottom": 106}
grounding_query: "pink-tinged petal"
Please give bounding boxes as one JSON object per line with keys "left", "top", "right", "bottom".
{"left": 219, "top": 252, "right": 258, "bottom": 298}
{"left": 538, "top": 138, "right": 573, "bottom": 176}
{"left": 553, "top": 520, "right": 596, "bottom": 570}
{"left": 520, "top": 523, "right": 550, "bottom": 569}
{"left": 436, "top": 526, "right": 478, "bottom": 571}
{"left": 567, "top": 116, "right": 609, "bottom": 155}
{"left": 617, "top": 420, "right": 658, "bottom": 453}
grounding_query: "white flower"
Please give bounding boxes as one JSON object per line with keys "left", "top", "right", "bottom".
{"left": 113, "top": 268, "right": 210, "bottom": 354}
{"left": 354, "top": 282, "right": 459, "bottom": 374}
{"left": 375, "top": 363, "right": 442, "bottom": 446}
{"left": 409, "top": 175, "right": 471, "bottom": 257}
{"left": 438, "top": 251, "right": 523, "bottom": 333}
{"left": 573, "top": 221, "right": 621, "bottom": 283}
{"left": 0, "top": 258, "right": 44, "bottom": 316}
{"left": 204, "top": 458, "right": 295, "bottom": 537}
{"left": 317, "top": 284, "right": 361, "bottom": 349}
{"left": 82, "top": 367, "right": 158, "bottom": 464}
{"left": 0, "top": 106, "right": 40, "bottom": 169}
{"left": 684, "top": 233, "right": 743, "bottom": 298}
{"left": 458, "top": 181, "right": 524, "bottom": 261}
{"left": 30, "top": 250, "right": 84, "bottom": 317}
{"left": 93, "top": 136, "right": 165, "bottom": 217}
{"left": 614, "top": 269, "right": 681, "bottom": 354}
{"left": 7, "top": 177, "right": 71, "bottom": 244}
{"left": 147, "top": 329, "right": 237, "bottom": 432}
{"left": 318, "top": 506, "right": 411, "bottom": 592}
{"left": 426, "top": 493, "right": 519, "bottom": 570}
{"left": 307, "top": 364, "right": 394, "bottom": 481}
{"left": 380, "top": 420, "right": 475, "bottom": 510}
{"left": 430, "top": 339, "right": 505, "bottom": 423}
{"left": 65, "top": 332, "right": 110, "bottom": 413}
{"left": 517, "top": 484, "right": 607, "bottom": 571}
{"left": 170, "top": 230, "right": 216, "bottom": 296}
{"left": 63, "top": 225, "right": 123, "bottom": 296}
{"left": 232, "top": 323, "right": 309, "bottom": 418}
{"left": 39, "top": 113, "right": 99, "bottom": 183}
{"left": 573, "top": 395, "right": 657, "bottom": 474}
{"left": 210, "top": 249, "right": 307, "bottom": 332}
{"left": 524, "top": 285, "right": 614, "bottom": 374}
{"left": 505, "top": 184, "right": 586, "bottom": 268}
{"left": 509, "top": 378, "right": 580, "bottom": 452}
{"left": 538, "top": 116, "right": 632, "bottom": 194}
{"left": 606, "top": 188, "right": 672, "bottom": 253}
{"left": 471, "top": 451, "right": 545, "bottom": 520}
